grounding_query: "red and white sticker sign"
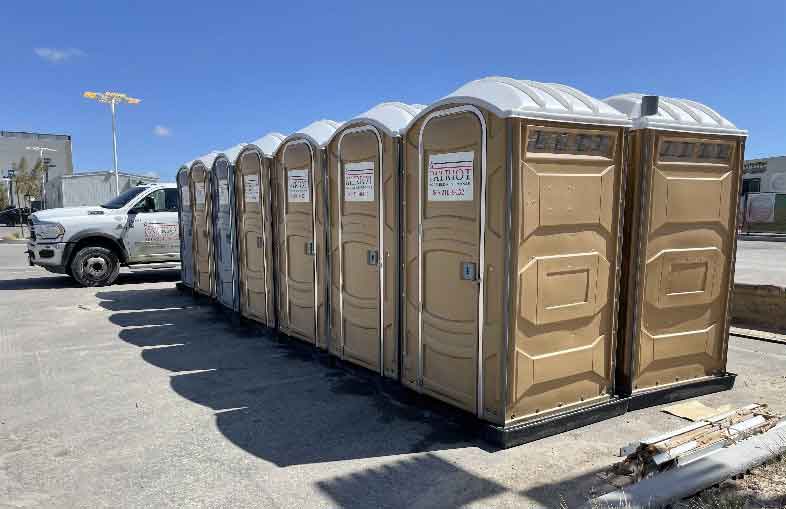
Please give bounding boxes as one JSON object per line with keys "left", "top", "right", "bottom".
{"left": 288, "top": 168, "right": 310, "bottom": 203}
{"left": 194, "top": 182, "right": 206, "bottom": 204}
{"left": 244, "top": 175, "right": 260, "bottom": 203}
{"left": 218, "top": 180, "right": 230, "bottom": 207}
{"left": 344, "top": 161, "right": 375, "bottom": 202}
{"left": 427, "top": 151, "right": 474, "bottom": 201}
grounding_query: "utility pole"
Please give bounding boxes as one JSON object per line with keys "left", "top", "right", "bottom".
{"left": 26, "top": 146, "right": 57, "bottom": 209}
{"left": 83, "top": 91, "right": 142, "bottom": 196}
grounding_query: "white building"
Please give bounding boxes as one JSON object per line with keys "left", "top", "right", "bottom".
{"left": 0, "top": 131, "right": 74, "bottom": 208}
{"left": 743, "top": 155, "right": 786, "bottom": 194}
{"left": 58, "top": 171, "right": 159, "bottom": 207}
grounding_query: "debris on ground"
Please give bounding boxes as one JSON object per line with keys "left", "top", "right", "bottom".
{"left": 663, "top": 401, "right": 734, "bottom": 422}
{"left": 616, "top": 404, "right": 781, "bottom": 482}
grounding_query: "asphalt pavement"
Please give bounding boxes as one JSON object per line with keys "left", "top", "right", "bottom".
{"left": 735, "top": 240, "right": 786, "bottom": 287}
{"left": 1, "top": 243, "right": 785, "bottom": 508}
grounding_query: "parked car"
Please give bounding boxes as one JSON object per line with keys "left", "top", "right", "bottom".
{"left": 0, "top": 207, "right": 33, "bottom": 226}
{"left": 27, "top": 183, "right": 181, "bottom": 286}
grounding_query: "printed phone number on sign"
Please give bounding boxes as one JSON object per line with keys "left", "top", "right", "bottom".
{"left": 427, "top": 151, "right": 474, "bottom": 201}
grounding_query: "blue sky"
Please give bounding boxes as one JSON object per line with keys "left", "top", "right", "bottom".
{"left": 2, "top": 1, "right": 784, "bottom": 181}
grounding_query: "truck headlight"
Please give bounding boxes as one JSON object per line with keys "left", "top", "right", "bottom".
{"left": 36, "top": 223, "right": 65, "bottom": 240}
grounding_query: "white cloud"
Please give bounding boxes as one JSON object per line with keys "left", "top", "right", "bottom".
{"left": 34, "top": 47, "right": 86, "bottom": 63}
{"left": 153, "top": 125, "right": 172, "bottom": 137}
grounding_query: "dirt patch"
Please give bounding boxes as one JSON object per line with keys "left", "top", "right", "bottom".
{"left": 680, "top": 454, "right": 786, "bottom": 509}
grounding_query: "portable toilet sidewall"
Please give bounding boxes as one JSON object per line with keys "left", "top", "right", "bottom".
{"left": 235, "top": 134, "right": 285, "bottom": 328}
{"left": 177, "top": 165, "right": 195, "bottom": 288}
{"left": 401, "top": 77, "right": 630, "bottom": 426}
{"left": 190, "top": 158, "right": 215, "bottom": 297}
{"left": 604, "top": 94, "right": 747, "bottom": 401}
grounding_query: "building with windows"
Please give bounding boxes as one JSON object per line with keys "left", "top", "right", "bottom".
{"left": 0, "top": 131, "right": 74, "bottom": 208}
{"left": 741, "top": 155, "right": 786, "bottom": 233}
{"left": 743, "top": 155, "right": 786, "bottom": 194}
{"left": 58, "top": 170, "right": 159, "bottom": 208}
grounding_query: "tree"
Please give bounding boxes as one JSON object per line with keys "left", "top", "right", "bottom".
{"left": 13, "top": 156, "right": 44, "bottom": 207}
{"left": 0, "top": 181, "right": 9, "bottom": 210}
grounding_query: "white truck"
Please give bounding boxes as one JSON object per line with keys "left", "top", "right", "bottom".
{"left": 27, "top": 183, "right": 181, "bottom": 287}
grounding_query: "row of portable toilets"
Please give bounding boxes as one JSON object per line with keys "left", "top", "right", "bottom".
{"left": 176, "top": 77, "right": 747, "bottom": 447}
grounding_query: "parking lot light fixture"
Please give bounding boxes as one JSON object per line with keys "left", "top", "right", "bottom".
{"left": 83, "top": 91, "right": 142, "bottom": 196}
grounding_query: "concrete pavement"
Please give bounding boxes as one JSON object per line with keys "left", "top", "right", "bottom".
{"left": 1, "top": 243, "right": 785, "bottom": 508}
{"left": 735, "top": 240, "right": 786, "bottom": 287}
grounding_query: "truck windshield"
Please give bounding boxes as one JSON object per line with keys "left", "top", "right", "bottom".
{"left": 101, "top": 187, "right": 147, "bottom": 209}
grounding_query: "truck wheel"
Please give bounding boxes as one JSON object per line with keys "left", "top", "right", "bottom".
{"left": 70, "top": 246, "right": 120, "bottom": 287}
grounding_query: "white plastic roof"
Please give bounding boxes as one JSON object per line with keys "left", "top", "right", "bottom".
{"left": 242, "top": 132, "right": 287, "bottom": 158}
{"left": 191, "top": 151, "right": 220, "bottom": 171}
{"left": 603, "top": 93, "right": 746, "bottom": 136}
{"left": 410, "top": 76, "right": 630, "bottom": 128}
{"left": 279, "top": 119, "right": 343, "bottom": 151}
{"left": 216, "top": 143, "right": 248, "bottom": 165}
{"left": 327, "top": 102, "right": 425, "bottom": 144}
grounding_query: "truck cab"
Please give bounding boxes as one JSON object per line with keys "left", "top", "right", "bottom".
{"left": 27, "top": 183, "right": 181, "bottom": 286}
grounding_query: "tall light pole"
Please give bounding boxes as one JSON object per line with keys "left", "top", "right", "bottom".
{"left": 83, "top": 91, "right": 142, "bottom": 196}
{"left": 26, "top": 146, "right": 56, "bottom": 209}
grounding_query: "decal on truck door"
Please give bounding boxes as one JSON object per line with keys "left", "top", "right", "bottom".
{"left": 427, "top": 151, "right": 474, "bottom": 201}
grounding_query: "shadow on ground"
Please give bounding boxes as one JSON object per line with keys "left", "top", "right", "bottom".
{"left": 96, "top": 287, "right": 495, "bottom": 470}
{"left": 0, "top": 269, "right": 180, "bottom": 291}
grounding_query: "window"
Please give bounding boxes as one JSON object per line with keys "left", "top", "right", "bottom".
{"left": 130, "top": 189, "right": 178, "bottom": 213}
{"left": 526, "top": 127, "right": 615, "bottom": 158}
{"left": 102, "top": 186, "right": 146, "bottom": 209}
{"left": 742, "top": 178, "right": 761, "bottom": 194}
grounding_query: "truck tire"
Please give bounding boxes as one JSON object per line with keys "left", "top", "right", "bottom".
{"left": 70, "top": 246, "right": 120, "bottom": 287}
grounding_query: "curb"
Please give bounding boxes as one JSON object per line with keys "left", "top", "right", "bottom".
{"left": 738, "top": 233, "right": 786, "bottom": 242}
{"left": 732, "top": 283, "right": 786, "bottom": 334}
{"left": 730, "top": 326, "right": 786, "bottom": 345}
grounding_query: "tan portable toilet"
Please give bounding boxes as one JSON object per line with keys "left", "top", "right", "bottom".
{"left": 401, "top": 77, "right": 631, "bottom": 445}
{"left": 604, "top": 94, "right": 747, "bottom": 409}
{"left": 326, "top": 103, "right": 424, "bottom": 378}
{"left": 273, "top": 120, "right": 342, "bottom": 346}
{"left": 234, "top": 133, "right": 286, "bottom": 328}
{"left": 190, "top": 152, "right": 220, "bottom": 297}
{"left": 176, "top": 162, "right": 195, "bottom": 290}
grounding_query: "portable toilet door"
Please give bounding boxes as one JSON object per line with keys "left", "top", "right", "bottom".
{"left": 326, "top": 103, "right": 424, "bottom": 378}
{"left": 604, "top": 94, "right": 747, "bottom": 408}
{"left": 177, "top": 163, "right": 195, "bottom": 289}
{"left": 191, "top": 153, "right": 219, "bottom": 297}
{"left": 211, "top": 144, "right": 247, "bottom": 311}
{"left": 401, "top": 77, "right": 630, "bottom": 440}
{"left": 235, "top": 133, "right": 285, "bottom": 328}
{"left": 273, "top": 120, "right": 342, "bottom": 347}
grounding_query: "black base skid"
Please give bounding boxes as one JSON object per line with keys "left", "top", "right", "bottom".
{"left": 626, "top": 372, "right": 737, "bottom": 412}
{"left": 484, "top": 374, "right": 736, "bottom": 448}
{"left": 483, "top": 398, "right": 629, "bottom": 448}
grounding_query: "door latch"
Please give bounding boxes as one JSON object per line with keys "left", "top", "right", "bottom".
{"left": 367, "top": 249, "right": 379, "bottom": 266}
{"left": 461, "top": 261, "right": 477, "bottom": 281}
{"left": 305, "top": 241, "right": 315, "bottom": 256}
{"left": 257, "top": 236, "right": 264, "bottom": 249}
